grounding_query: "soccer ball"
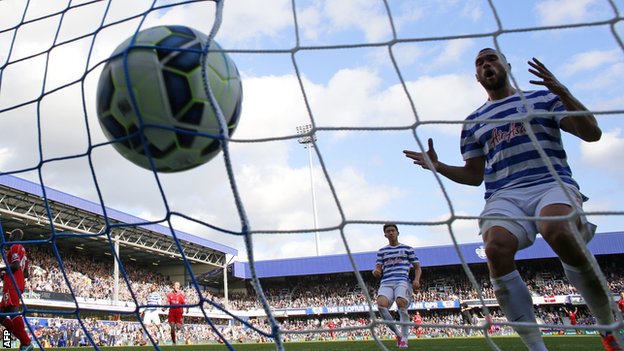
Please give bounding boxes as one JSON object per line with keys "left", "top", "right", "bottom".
{"left": 96, "top": 25, "right": 242, "bottom": 172}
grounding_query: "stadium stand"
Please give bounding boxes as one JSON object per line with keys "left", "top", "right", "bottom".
{"left": 1, "top": 174, "right": 623, "bottom": 346}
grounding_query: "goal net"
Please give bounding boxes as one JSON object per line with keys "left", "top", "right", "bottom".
{"left": 0, "top": 0, "right": 623, "bottom": 350}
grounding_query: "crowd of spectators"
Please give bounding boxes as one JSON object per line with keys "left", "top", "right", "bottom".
{"left": 4, "top": 246, "right": 623, "bottom": 347}
{"left": 18, "top": 246, "right": 624, "bottom": 312}
{"left": 30, "top": 305, "right": 598, "bottom": 347}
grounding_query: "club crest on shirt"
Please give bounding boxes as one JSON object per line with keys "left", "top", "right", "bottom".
{"left": 516, "top": 105, "right": 528, "bottom": 114}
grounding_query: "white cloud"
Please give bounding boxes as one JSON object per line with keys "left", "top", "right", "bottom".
{"left": 298, "top": 0, "right": 391, "bottom": 43}
{"left": 460, "top": 1, "right": 483, "bottom": 22}
{"left": 297, "top": 5, "right": 322, "bottom": 42}
{"left": 580, "top": 128, "right": 624, "bottom": 177}
{"left": 571, "top": 61, "right": 624, "bottom": 98}
{"left": 433, "top": 39, "right": 475, "bottom": 68}
{"left": 323, "top": 0, "right": 391, "bottom": 42}
{"left": 308, "top": 68, "right": 402, "bottom": 127}
{"left": 234, "top": 75, "right": 309, "bottom": 140}
{"left": 205, "top": 0, "right": 293, "bottom": 46}
{"left": 390, "top": 44, "right": 425, "bottom": 67}
{"left": 392, "top": 3, "right": 425, "bottom": 32}
{"left": 534, "top": 0, "right": 602, "bottom": 26}
{"left": 561, "top": 49, "right": 622, "bottom": 76}
{"left": 406, "top": 74, "right": 486, "bottom": 132}
{"left": 333, "top": 166, "right": 402, "bottom": 219}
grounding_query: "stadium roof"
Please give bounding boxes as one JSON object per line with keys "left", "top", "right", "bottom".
{"left": 233, "top": 231, "right": 624, "bottom": 279}
{"left": 0, "top": 174, "right": 237, "bottom": 265}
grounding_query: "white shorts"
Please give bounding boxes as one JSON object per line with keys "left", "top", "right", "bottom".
{"left": 479, "top": 182, "right": 595, "bottom": 250}
{"left": 378, "top": 281, "right": 412, "bottom": 303}
{"left": 143, "top": 310, "right": 161, "bottom": 325}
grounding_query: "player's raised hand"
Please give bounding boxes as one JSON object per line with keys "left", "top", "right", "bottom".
{"left": 528, "top": 57, "right": 568, "bottom": 97}
{"left": 403, "top": 138, "right": 439, "bottom": 171}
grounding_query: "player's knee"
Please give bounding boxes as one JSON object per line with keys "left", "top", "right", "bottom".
{"left": 483, "top": 226, "right": 518, "bottom": 254}
{"left": 377, "top": 296, "right": 390, "bottom": 308}
{"left": 539, "top": 220, "right": 571, "bottom": 240}
{"left": 484, "top": 237, "right": 516, "bottom": 264}
{"left": 396, "top": 297, "right": 409, "bottom": 308}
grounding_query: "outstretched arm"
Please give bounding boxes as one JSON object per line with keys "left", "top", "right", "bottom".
{"left": 528, "top": 57, "right": 601, "bottom": 142}
{"left": 412, "top": 262, "right": 421, "bottom": 290}
{"left": 403, "top": 138, "right": 485, "bottom": 186}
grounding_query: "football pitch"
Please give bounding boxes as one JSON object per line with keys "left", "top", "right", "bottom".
{"left": 48, "top": 335, "right": 606, "bottom": 351}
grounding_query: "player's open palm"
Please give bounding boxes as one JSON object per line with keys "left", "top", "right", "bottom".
{"left": 528, "top": 58, "right": 568, "bottom": 97}
{"left": 403, "top": 138, "right": 438, "bottom": 171}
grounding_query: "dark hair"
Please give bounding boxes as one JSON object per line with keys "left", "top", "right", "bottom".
{"left": 383, "top": 223, "right": 398, "bottom": 233}
{"left": 478, "top": 47, "right": 507, "bottom": 61}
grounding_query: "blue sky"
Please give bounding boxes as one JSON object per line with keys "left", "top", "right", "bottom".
{"left": 0, "top": 0, "right": 622, "bottom": 262}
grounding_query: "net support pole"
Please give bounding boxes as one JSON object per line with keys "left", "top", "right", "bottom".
{"left": 307, "top": 144, "right": 320, "bottom": 256}
{"left": 223, "top": 254, "right": 229, "bottom": 309}
{"left": 113, "top": 236, "right": 119, "bottom": 305}
{"left": 296, "top": 124, "right": 320, "bottom": 256}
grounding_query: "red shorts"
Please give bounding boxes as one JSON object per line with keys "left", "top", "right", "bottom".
{"left": 168, "top": 312, "right": 183, "bottom": 324}
{"left": 0, "top": 286, "right": 21, "bottom": 309}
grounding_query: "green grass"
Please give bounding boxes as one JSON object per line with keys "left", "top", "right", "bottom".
{"left": 46, "top": 335, "right": 607, "bottom": 351}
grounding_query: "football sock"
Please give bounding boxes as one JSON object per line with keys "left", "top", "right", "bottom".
{"left": 491, "top": 270, "right": 548, "bottom": 351}
{"left": 398, "top": 307, "right": 410, "bottom": 339}
{"left": 378, "top": 307, "right": 400, "bottom": 337}
{"left": 562, "top": 261, "right": 614, "bottom": 327}
{"left": 170, "top": 329, "right": 176, "bottom": 344}
{"left": 11, "top": 316, "right": 30, "bottom": 346}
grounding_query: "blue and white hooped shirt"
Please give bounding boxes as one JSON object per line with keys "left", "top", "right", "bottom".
{"left": 376, "top": 244, "right": 419, "bottom": 285}
{"left": 460, "top": 90, "right": 579, "bottom": 200}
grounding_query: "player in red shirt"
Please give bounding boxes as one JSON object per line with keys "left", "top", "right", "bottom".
{"left": 563, "top": 306, "right": 579, "bottom": 334}
{"left": 327, "top": 319, "right": 337, "bottom": 340}
{"left": 165, "top": 281, "right": 188, "bottom": 344}
{"left": 1, "top": 229, "right": 33, "bottom": 351}
{"left": 412, "top": 311, "right": 423, "bottom": 338}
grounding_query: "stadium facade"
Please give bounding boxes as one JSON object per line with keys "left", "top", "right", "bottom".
{"left": 233, "top": 231, "right": 624, "bottom": 278}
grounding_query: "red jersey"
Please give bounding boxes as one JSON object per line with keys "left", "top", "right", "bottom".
{"left": 618, "top": 298, "right": 624, "bottom": 313}
{"left": 3, "top": 244, "right": 28, "bottom": 292}
{"left": 568, "top": 312, "right": 577, "bottom": 325}
{"left": 413, "top": 314, "right": 422, "bottom": 324}
{"left": 167, "top": 291, "right": 185, "bottom": 315}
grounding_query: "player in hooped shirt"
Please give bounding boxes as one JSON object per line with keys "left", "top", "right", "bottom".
{"left": 165, "top": 281, "right": 188, "bottom": 344}
{"left": 1, "top": 229, "right": 33, "bottom": 351}
{"left": 404, "top": 48, "right": 619, "bottom": 351}
{"left": 372, "top": 223, "right": 421, "bottom": 349}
